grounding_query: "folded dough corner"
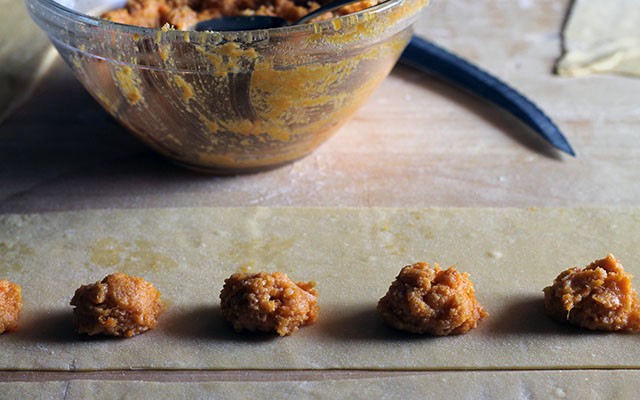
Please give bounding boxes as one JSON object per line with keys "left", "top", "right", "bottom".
{"left": 557, "top": 0, "right": 640, "bottom": 78}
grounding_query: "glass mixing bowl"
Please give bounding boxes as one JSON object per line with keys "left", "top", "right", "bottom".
{"left": 26, "top": 0, "right": 428, "bottom": 173}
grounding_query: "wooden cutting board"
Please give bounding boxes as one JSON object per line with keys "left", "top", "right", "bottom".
{"left": 0, "top": 0, "right": 56, "bottom": 124}
{"left": 2, "top": 2, "right": 640, "bottom": 397}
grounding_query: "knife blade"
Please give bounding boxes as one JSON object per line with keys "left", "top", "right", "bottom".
{"left": 400, "top": 35, "right": 575, "bottom": 157}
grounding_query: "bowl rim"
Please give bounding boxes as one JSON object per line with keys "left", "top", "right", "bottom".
{"left": 27, "top": 0, "right": 413, "bottom": 38}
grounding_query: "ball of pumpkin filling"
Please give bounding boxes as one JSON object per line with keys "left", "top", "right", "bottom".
{"left": 0, "top": 279, "right": 22, "bottom": 334}
{"left": 70, "top": 272, "right": 163, "bottom": 338}
{"left": 544, "top": 254, "right": 640, "bottom": 332}
{"left": 220, "top": 271, "right": 319, "bottom": 336}
{"left": 377, "top": 262, "right": 488, "bottom": 335}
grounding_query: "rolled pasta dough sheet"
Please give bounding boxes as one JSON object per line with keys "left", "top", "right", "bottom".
{"left": 4, "top": 370, "right": 640, "bottom": 399}
{"left": 1, "top": 207, "right": 639, "bottom": 371}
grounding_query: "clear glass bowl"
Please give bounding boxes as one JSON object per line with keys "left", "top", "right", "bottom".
{"left": 26, "top": 0, "right": 428, "bottom": 173}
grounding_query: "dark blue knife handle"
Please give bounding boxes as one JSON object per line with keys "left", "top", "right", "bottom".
{"left": 400, "top": 35, "right": 575, "bottom": 156}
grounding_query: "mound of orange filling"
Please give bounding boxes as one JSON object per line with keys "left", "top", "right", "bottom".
{"left": 71, "top": 272, "right": 164, "bottom": 338}
{"left": 0, "top": 279, "right": 22, "bottom": 334}
{"left": 544, "top": 254, "right": 640, "bottom": 332}
{"left": 377, "top": 262, "right": 488, "bottom": 335}
{"left": 220, "top": 271, "right": 318, "bottom": 336}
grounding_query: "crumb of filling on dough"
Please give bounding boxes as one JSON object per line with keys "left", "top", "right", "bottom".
{"left": 544, "top": 254, "right": 640, "bottom": 332}
{"left": 101, "top": 0, "right": 377, "bottom": 30}
{"left": 0, "top": 279, "right": 22, "bottom": 334}
{"left": 220, "top": 271, "right": 319, "bottom": 336}
{"left": 377, "top": 262, "right": 488, "bottom": 335}
{"left": 70, "top": 272, "right": 164, "bottom": 338}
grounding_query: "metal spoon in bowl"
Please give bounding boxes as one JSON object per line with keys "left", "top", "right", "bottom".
{"left": 194, "top": 0, "right": 364, "bottom": 31}
{"left": 195, "top": 2, "right": 575, "bottom": 156}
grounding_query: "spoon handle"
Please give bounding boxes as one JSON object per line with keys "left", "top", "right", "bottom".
{"left": 400, "top": 35, "right": 575, "bottom": 156}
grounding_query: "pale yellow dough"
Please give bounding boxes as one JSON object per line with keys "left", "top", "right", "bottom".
{"left": 557, "top": 0, "right": 640, "bottom": 77}
{"left": 1, "top": 208, "right": 640, "bottom": 371}
{"left": 3, "top": 370, "right": 640, "bottom": 398}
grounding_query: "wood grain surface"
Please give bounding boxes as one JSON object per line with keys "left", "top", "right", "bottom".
{"left": 1, "top": 0, "right": 639, "bottom": 213}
